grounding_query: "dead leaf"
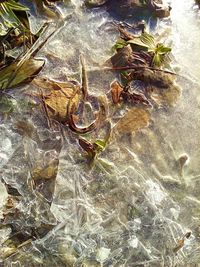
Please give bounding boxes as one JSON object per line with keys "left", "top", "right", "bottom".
{"left": 115, "top": 107, "right": 151, "bottom": 134}
{"left": 173, "top": 238, "right": 184, "bottom": 253}
{"left": 110, "top": 45, "right": 135, "bottom": 67}
{"left": 111, "top": 81, "right": 123, "bottom": 104}
{"left": 32, "top": 159, "right": 59, "bottom": 180}
{"left": 32, "top": 76, "right": 76, "bottom": 95}
{"left": 0, "top": 58, "right": 45, "bottom": 90}
{"left": 31, "top": 159, "right": 59, "bottom": 203}
{"left": 150, "top": 84, "right": 181, "bottom": 107}
{"left": 173, "top": 232, "right": 191, "bottom": 254}
{"left": 121, "top": 90, "right": 151, "bottom": 106}
{"left": 33, "top": 78, "right": 80, "bottom": 122}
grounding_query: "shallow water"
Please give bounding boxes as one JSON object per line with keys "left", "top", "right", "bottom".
{"left": 1, "top": 1, "right": 200, "bottom": 266}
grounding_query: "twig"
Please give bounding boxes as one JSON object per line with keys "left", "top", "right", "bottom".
{"left": 80, "top": 54, "right": 88, "bottom": 100}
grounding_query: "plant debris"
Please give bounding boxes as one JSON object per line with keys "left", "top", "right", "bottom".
{"left": 114, "top": 107, "right": 151, "bottom": 134}
{"left": 0, "top": 58, "right": 45, "bottom": 89}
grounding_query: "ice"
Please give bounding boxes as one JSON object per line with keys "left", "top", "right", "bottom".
{"left": 0, "top": 125, "right": 20, "bottom": 169}
{"left": 1, "top": 0, "right": 200, "bottom": 266}
{"left": 0, "top": 181, "right": 8, "bottom": 219}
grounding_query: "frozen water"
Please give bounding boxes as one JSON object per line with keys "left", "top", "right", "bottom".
{"left": 1, "top": 0, "right": 200, "bottom": 266}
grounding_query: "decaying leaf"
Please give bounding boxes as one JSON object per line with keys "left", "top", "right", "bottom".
{"left": 115, "top": 107, "right": 151, "bottom": 134}
{"left": 44, "top": 88, "right": 75, "bottom": 122}
{"left": 33, "top": 77, "right": 79, "bottom": 122}
{"left": 173, "top": 232, "right": 191, "bottom": 254}
{"left": 32, "top": 76, "right": 77, "bottom": 93}
{"left": 32, "top": 159, "right": 59, "bottom": 180}
{"left": 31, "top": 159, "right": 59, "bottom": 203}
{"left": 121, "top": 89, "right": 151, "bottom": 106}
{"left": 79, "top": 136, "right": 108, "bottom": 164}
{"left": 111, "top": 81, "right": 123, "bottom": 104}
{"left": 14, "top": 120, "right": 36, "bottom": 138}
{"left": 150, "top": 83, "right": 181, "bottom": 107}
{"left": 110, "top": 45, "right": 138, "bottom": 68}
{"left": 0, "top": 58, "right": 45, "bottom": 89}
{"left": 79, "top": 138, "right": 96, "bottom": 160}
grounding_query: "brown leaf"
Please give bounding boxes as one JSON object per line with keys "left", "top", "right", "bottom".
{"left": 150, "top": 84, "right": 181, "bottom": 107}
{"left": 110, "top": 45, "right": 134, "bottom": 67}
{"left": 121, "top": 91, "right": 151, "bottom": 106}
{"left": 32, "top": 159, "right": 59, "bottom": 203}
{"left": 173, "top": 238, "right": 184, "bottom": 253}
{"left": 115, "top": 107, "right": 151, "bottom": 134}
{"left": 111, "top": 81, "right": 123, "bottom": 104}
{"left": 32, "top": 159, "right": 59, "bottom": 180}
{"left": 33, "top": 77, "right": 80, "bottom": 122}
{"left": 32, "top": 77, "right": 76, "bottom": 95}
{"left": 79, "top": 138, "right": 94, "bottom": 154}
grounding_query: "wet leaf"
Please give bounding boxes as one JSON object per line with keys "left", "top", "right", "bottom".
{"left": 150, "top": 84, "right": 181, "bottom": 107}
{"left": 151, "top": 43, "right": 172, "bottom": 67}
{"left": 0, "top": 96, "right": 14, "bottom": 114}
{"left": 0, "top": 58, "right": 45, "bottom": 90}
{"left": 37, "top": 79, "right": 78, "bottom": 122}
{"left": 121, "top": 90, "right": 151, "bottom": 106}
{"left": 112, "top": 38, "right": 127, "bottom": 51}
{"left": 32, "top": 159, "right": 59, "bottom": 180}
{"left": 14, "top": 120, "right": 36, "bottom": 138}
{"left": 94, "top": 139, "right": 107, "bottom": 151}
{"left": 31, "top": 159, "right": 59, "bottom": 202}
{"left": 173, "top": 232, "right": 191, "bottom": 254}
{"left": 0, "top": 0, "right": 29, "bottom": 34}
{"left": 79, "top": 138, "right": 94, "bottom": 154}
{"left": 173, "top": 239, "right": 184, "bottom": 253}
{"left": 127, "top": 38, "right": 149, "bottom": 51}
{"left": 33, "top": 0, "right": 60, "bottom": 18}
{"left": 115, "top": 108, "right": 151, "bottom": 134}
{"left": 79, "top": 138, "right": 96, "bottom": 160}
{"left": 110, "top": 45, "right": 134, "bottom": 67}
{"left": 111, "top": 81, "right": 123, "bottom": 104}
{"left": 32, "top": 76, "right": 76, "bottom": 93}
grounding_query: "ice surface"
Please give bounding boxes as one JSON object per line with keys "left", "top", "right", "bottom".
{"left": 1, "top": 0, "right": 200, "bottom": 266}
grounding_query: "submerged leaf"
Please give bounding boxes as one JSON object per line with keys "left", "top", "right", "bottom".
{"left": 32, "top": 159, "right": 59, "bottom": 180}
{"left": 0, "top": 58, "right": 45, "bottom": 89}
{"left": 32, "top": 159, "right": 59, "bottom": 203}
{"left": 38, "top": 79, "right": 77, "bottom": 122}
{"left": 115, "top": 108, "right": 151, "bottom": 134}
{"left": 94, "top": 139, "right": 107, "bottom": 151}
{"left": 150, "top": 83, "right": 181, "bottom": 107}
{"left": 111, "top": 80, "right": 123, "bottom": 104}
{"left": 173, "top": 232, "right": 191, "bottom": 254}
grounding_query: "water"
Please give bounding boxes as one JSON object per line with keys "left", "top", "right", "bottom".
{"left": 1, "top": 1, "right": 200, "bottom": 266}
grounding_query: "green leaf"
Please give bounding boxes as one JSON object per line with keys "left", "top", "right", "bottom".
{"left": 152, "top": 52, "right": 161, "bottom": 67}
{"left": 6, "top": 1, "right": 29, "bottom": 11}
{"left": 127, "top": 33, "right": 155, "bottom": 52}
{"left": 140, "top": 32, "right": 155, "bottom": 48}
{"left": 113, "top": 39, "right": 127, "bottom": 51}
{"left": 0, "top": 58, "right": 45, "bottom": 90}
{"left": 127, "top": 38, "right": 149, "bottom": 51}
{"left": 94, "top": 139, "right": 107, "bottom": 151}
{"left": 156, "top": 44, "right": 172, "bottom": 54}
{"left": 0, "top": 1, "right": 29, "bottom": 33}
